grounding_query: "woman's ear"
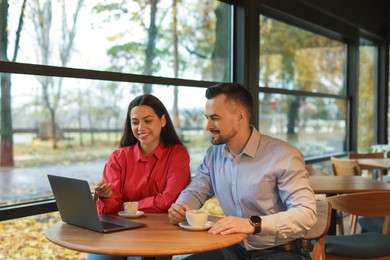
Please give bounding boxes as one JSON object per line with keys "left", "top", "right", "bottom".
{"left": 161, "top": 114, "right": 167, "bottom": 127}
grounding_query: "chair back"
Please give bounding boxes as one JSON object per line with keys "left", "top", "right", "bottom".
{"left": 331, "top": 157, "right": 362, "bottom": 176}
{"left": 326, "top": 191, "right": 390, "bottom": 235}
{"left": 305, "top": 200, "right": 332, "bottom": 260}
{"left": 349, "top": 152, "right": 385, "bottom": 171}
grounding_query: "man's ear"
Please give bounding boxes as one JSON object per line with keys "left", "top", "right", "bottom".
{"left": 237, "top": 110, "right": 245, "bottom": 121}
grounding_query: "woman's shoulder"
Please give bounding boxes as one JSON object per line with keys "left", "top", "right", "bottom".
{"left": 110, "top": 145, "right": 136, "bottom": 157}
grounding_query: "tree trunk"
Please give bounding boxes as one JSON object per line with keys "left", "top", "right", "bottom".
{"left": 1, "top": 72, "right": 14, "bottom": 166}
{"left": 143, "top": 0, "right": 158, "bottom": 94}
{"left": 212, "top": 3, "right": 231, "bottom": 82}
{"left": 172, "top": 0, "right": 181, "bottom": 136}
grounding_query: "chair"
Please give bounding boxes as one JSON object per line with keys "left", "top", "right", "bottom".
{"left": 349, "top": 152, "right": 387, "bottom": 234}
{"left": 331, "top": 157, "right": 362, "bottom": 177}
{"left": 330, "top": 157, "right": 362, "bottom": 235}
{"left": 324, "top": 191, "right": 390, "bottom": 260}
{"left": 305, "top": 200, "right": 332, "bottom": 260}
{"left": 349, "top": 152, "right": 385, "bottom": 179}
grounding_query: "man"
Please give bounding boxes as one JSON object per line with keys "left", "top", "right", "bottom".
{"left": 168, "top": 83, "right": 317, "bottom": 259}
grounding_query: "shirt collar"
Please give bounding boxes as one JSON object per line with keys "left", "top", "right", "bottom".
{"left": 134, "top": 142, "right": 165, "bottom": 161}
{"left": 222, "top": 126, "right": 260, "bottom": 159}
{"left": 242, "top": 126, "right": 260, "bottom": 158}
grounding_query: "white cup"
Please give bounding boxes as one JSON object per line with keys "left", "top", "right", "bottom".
{"left": 185, "top": 209, "right": 208, "bottom": 227}
{"left": 124, "top": 201, "right": 138, "bottom": 215}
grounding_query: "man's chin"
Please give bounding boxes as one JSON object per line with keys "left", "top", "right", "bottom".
{"left": 211, "top": 137, "right": 221, "bottom": 145}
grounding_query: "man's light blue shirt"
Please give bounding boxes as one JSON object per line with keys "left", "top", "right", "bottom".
{"left": 176, "top": 127, "right": 317, "bottom": 250}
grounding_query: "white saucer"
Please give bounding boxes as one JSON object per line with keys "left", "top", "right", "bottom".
{"left": 118, "top": 210, "right": 144, "bottom": 218}
{"left": 178, "top": 221, "right": 214, "bottom": 231}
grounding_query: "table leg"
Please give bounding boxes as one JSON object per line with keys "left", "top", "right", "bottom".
{"left": 326, "top": 193, "right": 337, "bottom": 235}
{"left": 378, "top": 168, "right": 383, "bottom": 181}
{"left": 328, "top": 208, "right": 337, "bottom": 235}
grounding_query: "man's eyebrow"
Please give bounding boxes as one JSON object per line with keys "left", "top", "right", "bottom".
{"left": 205, "top": 113, "right": 219, "bottom": 118}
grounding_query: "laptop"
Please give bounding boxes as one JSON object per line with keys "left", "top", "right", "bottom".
{"left": 47, "top": 174, "right": 146, "bottom": 233}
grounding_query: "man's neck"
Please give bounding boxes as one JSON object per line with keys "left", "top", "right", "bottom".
{"left": 227, "top": 126, "right": 252, "bottom": 156}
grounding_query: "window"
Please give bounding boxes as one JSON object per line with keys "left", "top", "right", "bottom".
{"left": 358, "top": 38, "right": 377, "bottom": 152}
{"left": 259, "top": 15, "right": 347, "bottom": 159}
{"left": 1, "top": 0, "right": 232, "bottom": 209}
{"left": 259, "top": 93, "right": 346, "bottom": 157}
{"left": 8, "top": 1, "right": 231, "bottom": 82}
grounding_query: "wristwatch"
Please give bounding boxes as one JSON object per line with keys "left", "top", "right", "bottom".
{"left": 249, "top": 215, "right": 262, "bottom": 234}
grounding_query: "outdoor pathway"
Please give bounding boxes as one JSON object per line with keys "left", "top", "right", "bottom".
{"left": 0, "top": 160, "right": 105, "bottom": 204}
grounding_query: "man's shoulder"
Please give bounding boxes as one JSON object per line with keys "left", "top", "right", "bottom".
{"left": 259, "top": 134, "right": 302, "bottom": 156}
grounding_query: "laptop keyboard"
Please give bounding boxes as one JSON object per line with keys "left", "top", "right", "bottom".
{"left": 101, "top": 221, "right": 124, "bottom": 229}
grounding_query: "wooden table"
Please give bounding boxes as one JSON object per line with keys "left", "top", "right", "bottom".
{"left": 357, "top": 158, "right": 390, "bottom": 181}
{"left": 309, "top": 175, "right": 390, "bottom": 235}
{"left": 45, "top": 213, "right": 247, "bottom": 259}
{"left": 309, "top": 175, "right": 390, "bottom": 194}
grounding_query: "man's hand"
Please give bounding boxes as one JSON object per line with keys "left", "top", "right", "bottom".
{"left": 168, "top": 203, "right": 191, "bottom": 224}
{"left": 208, "top": 216, "right": 254, "bottom": 235}
{"left": 94, "top": 180, "right": 112, "bottom": 200}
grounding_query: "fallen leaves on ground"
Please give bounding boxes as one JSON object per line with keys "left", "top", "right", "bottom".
{"left": 0, "top": 212, "right": 86, "bottom": 260}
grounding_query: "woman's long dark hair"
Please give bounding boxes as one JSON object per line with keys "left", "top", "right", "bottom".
{"left": 119, "top": 94, "right": 183, "bottom": 148}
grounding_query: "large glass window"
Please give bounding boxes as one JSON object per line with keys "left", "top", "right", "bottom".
{"left": 1, "top": 73, "right": 209, "bottom": 206}
{"left": 259, "top": 93, "right": 346, "bottom": 157}
{"left": 1, "top": 0, "right": 232, "bottom": 209}
{"left": 259, "top": 16, "right": 346, "bottom": 95}
{"left": 259, "top": 15, "right": 347, "bottom": 158}
{"left": 358, "top": 38, "right": 377, "bottom": 152}
{"left": 8, "top": 0, "right": 232, "bottom": 82}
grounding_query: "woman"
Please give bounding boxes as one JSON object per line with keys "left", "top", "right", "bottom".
{"left": 94, "top": 94, "right": 191, "bottom": 214}
{"left": 88, "top": 95, "right": 190, "bottom": 260}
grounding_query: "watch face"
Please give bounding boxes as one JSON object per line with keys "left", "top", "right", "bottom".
{"left": 250, "top": 215, "right": 261, "bottom": 224}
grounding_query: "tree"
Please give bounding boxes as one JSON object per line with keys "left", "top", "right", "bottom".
{"left": 93, "top": 0, "right": 163, "bottom": 94}
{"left": 259, "top": 16, "right": 345, "bottom": 140}
{"left": 0, "top": 0, "right": 27, "bottom": 166}
{"left": 30, "top": 0, "right": 85, "bottom": 149}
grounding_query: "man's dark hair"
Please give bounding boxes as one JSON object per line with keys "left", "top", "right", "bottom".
{"left": 205, "top": 83, "right": 253, "bottom": 116}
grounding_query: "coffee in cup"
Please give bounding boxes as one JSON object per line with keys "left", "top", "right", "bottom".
{"left": 124, "top": 201, "right": 138, "bottom": 215}
{"left": 185, "top": 209, "right": 208, "bottom": 227}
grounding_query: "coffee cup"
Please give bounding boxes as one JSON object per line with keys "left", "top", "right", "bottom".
{"left": 124, "top": 201, "right": 138, "bottom": 215}
{"left": 185, "top": 209, "right": 208, "bottom": 227}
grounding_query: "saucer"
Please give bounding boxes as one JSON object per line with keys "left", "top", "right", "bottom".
{"left": 178, "top": 221, "right": 214, "bottom": 231}
{"left": 118, "top": 210, "right": 144, "bottom": 218}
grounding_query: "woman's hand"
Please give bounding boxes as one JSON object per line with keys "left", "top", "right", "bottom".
{"left": 94, "top": 180, "right": 112, "bottom": 200}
